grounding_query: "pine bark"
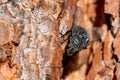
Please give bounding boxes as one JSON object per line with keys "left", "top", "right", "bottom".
{"left": 0, "top": 0, "right": 120, "bottom": 80}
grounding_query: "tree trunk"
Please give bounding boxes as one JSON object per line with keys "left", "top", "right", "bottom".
{"left": 0, "top": 0, "right": 120, "bottom": 80}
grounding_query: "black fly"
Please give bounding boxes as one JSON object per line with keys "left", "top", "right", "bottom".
{"left": 65, "top": 26, "right": 89, "bottom": 56}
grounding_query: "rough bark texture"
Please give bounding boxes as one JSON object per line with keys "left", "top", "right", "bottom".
{"left": 0, "top": 0, "right": 120, "bottom": 80}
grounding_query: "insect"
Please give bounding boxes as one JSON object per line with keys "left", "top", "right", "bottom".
{"left": 66, "top": 26, "right": 89, "bottom": 56}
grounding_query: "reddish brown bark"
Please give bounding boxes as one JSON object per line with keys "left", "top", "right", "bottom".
{"left": 0, "top": 0, "right": 120, "bottom": 80}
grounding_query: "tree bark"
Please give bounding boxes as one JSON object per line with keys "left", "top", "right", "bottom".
{"left": 0, "top": 0, "right": 120, "bottom": 80}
